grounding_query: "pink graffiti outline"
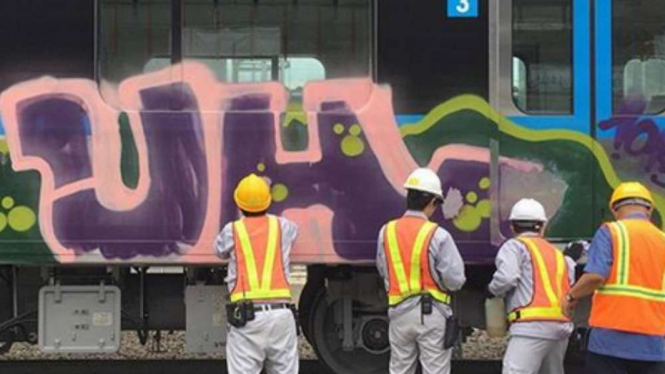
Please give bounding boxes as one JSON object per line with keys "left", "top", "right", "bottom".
{"left": 0, "top": 62, "right": 542, "bottom": 264}
{"left": 0, "top": 78, "right": 154, "bottom": 262}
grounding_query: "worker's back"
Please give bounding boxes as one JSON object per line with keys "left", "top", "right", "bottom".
{"left": 590, "top": 218, "right": 665, "bottom": 336}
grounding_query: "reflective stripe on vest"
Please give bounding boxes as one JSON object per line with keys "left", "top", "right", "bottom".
{"left": 596, "top": 222, "right": 665, "bottom": 301}
{"left": 230, "top": 215, "right": 291, "bottom": 302}
{"left": 590, "top": 220, "right": 665, "bottom": 335}
{"left": 507, "top": 237, "right": 570, "bottom": 323}
{"left": 385, "top": 219, "right": 451, "bottom": 306}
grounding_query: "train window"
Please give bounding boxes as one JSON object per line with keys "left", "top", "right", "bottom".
{"left": 182, "top": 0, "right": 369, "bottom": 90}
{"left": 280, "top": 58, "right": 326, "bottom": 91}
{"left": 512, "top": 57, "right": 527, "bottom": 110}
{"left": 613, "top": 0, "right": 665, "bottom": 114}
{"left": 511, "top": 0, "right": 573, "bottom": 114}
{"left": 98, "top": 0, "right": 172, "bottom": 88}
{"left": 144, "top": 56, "right": 325, "bottom": 91}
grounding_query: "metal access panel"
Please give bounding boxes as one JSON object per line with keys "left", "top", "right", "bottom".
{"left": 39, "top": 285, "right": 121, "bottom": 353}
{"left": 185, "top": 285, "right": 228, "bottom": 353}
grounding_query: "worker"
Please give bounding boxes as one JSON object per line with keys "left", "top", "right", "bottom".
{"left": 215, "top": 173, "right": 299, "bottom": 374}
{"left": 488, "top": 198, "right": 575, "bottom": 374}
{"left": 376, "top": 167, "right": 466, "bottom": 374}
{"left": 562, "top": 182, "right": 665, "bottom": 374}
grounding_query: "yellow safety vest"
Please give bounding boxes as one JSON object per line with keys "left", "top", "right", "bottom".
{"left": 230, "top": 215, "right": 291, "bottom": 302}
{"left": 384, "top": 217, "right": 451, "bottom": 306}
{"left": 590, "top": 220, "right": 665, "bottom": 335}
{"left": 507, "top": 237, "right": 570, "bottom": 323}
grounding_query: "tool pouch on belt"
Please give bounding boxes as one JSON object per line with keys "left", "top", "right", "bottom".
{"left": 421, "top": 294, "right": 433, "bottom": 315}
{"left": 226, "top": 301, "right": 255, "bottom": 328}
{"left": 443, "top": 315, "right": 460, "bottom": 349}
{"left": 570, "top": 327, "right": 589, "bottom": 353}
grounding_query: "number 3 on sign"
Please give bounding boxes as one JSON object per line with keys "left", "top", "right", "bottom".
{"left": 448, "top": 0, "right": 478, "bottom": 18}
{"left": 457, "top": 0, "right": 470, "bottom": 13}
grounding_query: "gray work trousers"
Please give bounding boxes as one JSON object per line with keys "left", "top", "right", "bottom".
{"left": 503, "top": 335, "right": 569, "bottom": 374}
{"left": 226, "top": 308, "right": 298, "bottom": 374}
{"left": 389, "top": 305, "right": 452, "bottom": 374}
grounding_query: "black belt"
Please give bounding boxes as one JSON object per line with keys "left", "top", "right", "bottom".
{"left": 253, "top": 303, "right": 290, "bottom": 313}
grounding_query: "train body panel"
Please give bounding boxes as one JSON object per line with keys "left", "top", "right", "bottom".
{"left": 0, "top": 67, "right": 591, "bottom": 265}
{"left": 1, "top": 0, "right": 663, "bottom": 266}
{"left": 0, "top": 0, "right": 663, "bottom": 371}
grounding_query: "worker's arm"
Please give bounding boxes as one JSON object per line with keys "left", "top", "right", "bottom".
{"left": 568, "top": 272, "right": 606, "bottom": 299}
{"left": 432, "top": 227, "right": 466, "bottom": 292}
{"left": 562, "top": 272, "right": 606, "bottom": 317}
{"left": 375, "top": 226, "right": 389, "bottom": 291}
{"left": 214, "top": 223, "right": 234, "bottom": 260}
{"left": 562, "top": 226, "right": 612, "bottom": 316}
{"left": 279, "top": 217, "right": 299, "bottom": 280}
{"left": 488, "top": 240, "right": 522, "bottom": 297}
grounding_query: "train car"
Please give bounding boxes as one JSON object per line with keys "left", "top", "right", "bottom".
{"left": 0, "top": 0, "right": 663, "bottom": 372}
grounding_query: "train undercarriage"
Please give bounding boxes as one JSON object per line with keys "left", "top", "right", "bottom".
{"left": 0, "top": 264, "right": 494, "bottom": 374}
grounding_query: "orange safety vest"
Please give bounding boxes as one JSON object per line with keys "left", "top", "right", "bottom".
{"left": 383, "top": 216, "right": 450, "bottom": 306}
{"left": 230, "top": 215, "right": 292, "bottom": 303}
{"left": 589, "top": 219, "right": 665, "bottom": 335}
{"left": 507, "top": 237, "right": 571, "bottom": 323}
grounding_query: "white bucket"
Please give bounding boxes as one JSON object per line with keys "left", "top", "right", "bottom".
{"left": 485, "top": 297, "right": 507, "bottom": 337}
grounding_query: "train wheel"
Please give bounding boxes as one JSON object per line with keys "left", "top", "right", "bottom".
{"left": 310, "top": 287, "right": 389, "bottom": 374}
{"left": 298, "top": 276, "right": 323, "bottom": 343}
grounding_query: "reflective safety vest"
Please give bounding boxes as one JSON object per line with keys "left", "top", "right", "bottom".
{"left": 230, "top": 215, "right": 292, "bottom": 302}
{"left": 508, "top": 237, "right": 571, "bottom": 323}
{"left": 590, "top": 219, "right": 665, "bottom": 335}
{"left": 383, "top": 216, "right": 450, "bottom": 306}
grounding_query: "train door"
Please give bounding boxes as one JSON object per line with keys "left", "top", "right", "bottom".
{"left": 490, "top": 0, "right": 599, "bottom": 242}
{"left": 378, "top": 0, "right": 497, "bottom": 264}
{"left": 594, "top": 0, "right": 665, "bottom": 217}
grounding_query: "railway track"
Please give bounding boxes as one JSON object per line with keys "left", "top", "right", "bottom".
{"left": 0, "top": 359, "right": 585, "bottom": 374}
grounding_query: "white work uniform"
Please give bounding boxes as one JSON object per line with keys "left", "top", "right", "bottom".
{"left": 376, "top": 210, "right": 467, "bottom": 374}
{"left": 215, "top": 216, "right": 299, "bottom": 374}
{"left": 488, "top": 233, "right": 576, "bottom": 374}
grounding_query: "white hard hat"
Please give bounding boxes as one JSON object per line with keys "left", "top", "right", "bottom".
{"left": 509, "top": 199, "right": 547, "bottom": 222}
{"left": 403, "top": 168, "right": 443, "bottom": 198}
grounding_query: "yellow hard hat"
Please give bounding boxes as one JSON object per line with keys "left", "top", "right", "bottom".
{"left": 234, "top": 173, "right": 272, "bottom": 213}
{"left": 609, "top": 182, "right": 654, "bottom": 210}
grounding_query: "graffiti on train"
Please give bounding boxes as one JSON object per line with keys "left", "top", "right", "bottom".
{"left": 0, "top": 62, "right": 657, "bottom": 264}
{"left": 599, "top": 99, "right": 665, "bottom": 189}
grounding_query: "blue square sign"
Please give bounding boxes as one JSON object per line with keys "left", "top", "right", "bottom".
{"left": 448, "top": 0, "right": 479, "bottom": 18}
